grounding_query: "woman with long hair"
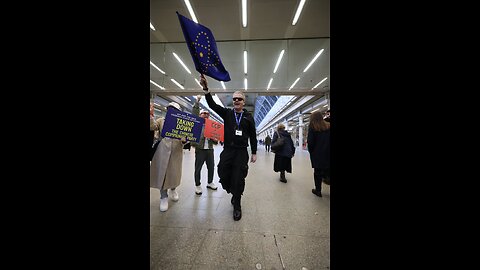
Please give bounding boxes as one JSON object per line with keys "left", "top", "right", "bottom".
{"left": 307, "top": 111, "right": 330, "bottom": 197}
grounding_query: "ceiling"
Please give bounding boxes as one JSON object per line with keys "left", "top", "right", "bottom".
{"left": 150, "top": 0, "right": 330, "bottom": 130}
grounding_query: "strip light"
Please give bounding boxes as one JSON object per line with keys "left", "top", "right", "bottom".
{"left": 172, "top": 52, "right": 192, "bottom": 74}
{"left": 184, "top": 0, "right": 198, "bottom": 23}
{"left": 213, "top": 94, "right": 224, "bottom": 107}
{"left": 292, "top": 0, "right": 306, "bottom": 26}
{"left": 303, "top": 49, "right": 324, "bottom": 72}
{"left": 289, "top": 78, "right": 300, "bottom": 90}
{"left": 221, "top": 81, "right": 226, "bottom": 89}
{"left": 267, "top": 78, "right": 273, "bottom": 90}
{"left": 150, "top": 80, "right": 165, "bottom": 90}
{"left": 150, "top": 22, "right": 156, "bottom": 31}
{"left": 242, "top": 0, "right": 247, "bottom": 27}
{"left": 244, "top": 78, "right": 248, "bottom": 90}
{"left": 244, "top": 50, "right": 248, "bottom": 74}
{"left": 273, "top": 50, "right": 285, "bottom": 74}
{"left": 195, "top": 78, "right": 202, "bottom": 87}
{"left": 170, "top": 78, "right": 185, "bottom": 89}
{"left": 312, "top": 77, "right": 328, "bottom": 89}
{"left": 150, "top": 61, "right": 165, "bottom": 74}
{"left": 184, "top": 96, "right": 191, "bottom": 102}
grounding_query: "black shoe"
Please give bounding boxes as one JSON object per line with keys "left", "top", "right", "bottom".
{"left": 280, "top": 178, "right": 287, "bottom": 183}
{"left": 233, "top": 209, "right": 242, "bottom": 221}
{"left": 312, "top": 189, "right": 322, "bottom": 197}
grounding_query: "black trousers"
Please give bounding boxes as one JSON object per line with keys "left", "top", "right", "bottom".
{"left": 265, "top": 144, "right": 270, "bottom": 152}
{"left": 194, "top": 149, "right": 215, "bottom": 186}
{"left": 217, "top": 147, "right": 249, "bottom": 209}
{"left": 314, "top": 168, "right": 330, "bottom": 191}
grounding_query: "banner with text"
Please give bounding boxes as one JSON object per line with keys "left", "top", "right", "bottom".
{"left": 204, "top": 118, "right": 224, "bottom": 142}
{"left": 161, "top": 107, "right": 204, "bottom": 143}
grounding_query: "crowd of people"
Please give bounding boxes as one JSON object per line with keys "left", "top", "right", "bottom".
{"left": 150, "top": 74, "right": 330, "bottom": 220}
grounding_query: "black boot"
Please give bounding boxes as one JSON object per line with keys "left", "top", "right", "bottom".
{"left": 233, "top": 195, "right": 242, "bottom": 221}
{"left": 312, "top": 189, "right": 322, "bottom": 197}
{"left": 280, "top": 171, "right": 287, "bottom": 183}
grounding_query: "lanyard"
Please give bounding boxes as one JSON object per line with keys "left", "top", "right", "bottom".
{"left": 234, "top": 111, "right": 243, "bottom": 129}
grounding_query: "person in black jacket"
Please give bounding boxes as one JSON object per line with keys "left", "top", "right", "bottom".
{"left": 264, "top": 134, "right": 272, "bottom": 152}
{"left": 307, "top": 111, "right": 330, "bottom": 197}
{"left": 200, "top": 74, "right": 257, "bottom": 221}
{"left": 271, "top": 123, "right": 295, "bottom": 183}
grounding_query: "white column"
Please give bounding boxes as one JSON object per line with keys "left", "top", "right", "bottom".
{"left": 298, "top": 115, "right": 304, "bottom": 149}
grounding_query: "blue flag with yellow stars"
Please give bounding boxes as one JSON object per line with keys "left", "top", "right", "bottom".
{"left": 177, "top": 12, "right": 231, "bottom": 82}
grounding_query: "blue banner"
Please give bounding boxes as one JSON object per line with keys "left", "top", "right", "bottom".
{"left": 177, "top": 12, "right": 231, "bottom": 82}
{"left": 161, "top": 107, "right": 204, "bottom": 143}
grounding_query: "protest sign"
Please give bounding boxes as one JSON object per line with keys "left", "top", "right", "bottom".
{"left": 161, "top": 107, "right": 204, "bottom": 143}
{"left": 204, "top": 118, "right": 224, "bottom": 142}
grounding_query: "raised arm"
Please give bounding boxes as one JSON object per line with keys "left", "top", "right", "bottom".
{"left": 199, "top": 74, "right": 227, "bottom": 118}
{"left": 192, "top": 95, "right": 201, "bottom": 116}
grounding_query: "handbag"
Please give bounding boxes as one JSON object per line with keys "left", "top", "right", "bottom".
{"left": 271, "top": 131, "right": 285, "bottom": 153}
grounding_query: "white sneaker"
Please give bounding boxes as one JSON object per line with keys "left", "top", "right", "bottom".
{"left": 170, "top": 189, "right": 179, "bottom": 202}
{"left": 195, "top": 185, "right": 202, "bottom": 195}
{"left": 159, "top": 198, "right": 168, "bottom": 212}
{"left": 207, "top": 182, "right": 218, "bottom": 190}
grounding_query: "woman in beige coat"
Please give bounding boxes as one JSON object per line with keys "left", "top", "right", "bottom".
{"left": 150, "top": 102, "right": 187, "bottom": 212}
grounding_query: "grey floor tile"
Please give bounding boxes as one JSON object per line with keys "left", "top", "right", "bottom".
{"left": 276, "top": 234, "right": 330, "bottom": 270}
{"left": 150, "top": 145, "right": 330, "bottom": 269}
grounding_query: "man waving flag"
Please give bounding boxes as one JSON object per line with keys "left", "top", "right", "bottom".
{"left": 177, "top": 12, "right": 231, "bottom": 82}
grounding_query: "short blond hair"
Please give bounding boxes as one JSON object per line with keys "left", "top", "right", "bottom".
{"left": 277, "top": 123, "right": 285, "bottom": 131}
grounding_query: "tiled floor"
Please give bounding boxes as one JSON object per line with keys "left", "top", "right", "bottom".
{"left": 150, "top": 144, "right": 330, "bottom": 270}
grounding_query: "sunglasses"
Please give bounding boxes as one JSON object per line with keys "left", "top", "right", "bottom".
{"left": 232, "top": 97, "right": 244, "bottom": 102}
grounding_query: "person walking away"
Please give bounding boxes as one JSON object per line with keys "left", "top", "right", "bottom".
{"left": 264, "top": 134, "right": 272, "bottom": 153}
{"left": 307, "top": 111, "right": 330, "bottom": 197}
{"left": 271, "top": 123, "right": 295, "bottom": 183}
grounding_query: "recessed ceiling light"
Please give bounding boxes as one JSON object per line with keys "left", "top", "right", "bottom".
{"left": 170, "top": 78, "right": 185, "bottom": 89}
{"left": 184, "top": 0, "right": 198, "bottom": 23}
{"left": 242, "top": 0, "right": 247, "bottom": 27}
{"left": 195, "top": 78, "right": 202, "bottom": 87}
{"left": 292, "top": 0, "right": 306, "bottom": 26}
{"left": 150, "top": 80, "right": 165, "bottom": 90}
{"left": 172, "top": 52, "right": 192, "bottom": 74}
{"left": 289, "top": 78, "right": 300, "bottom": 90}
{"left": 244, "top": 50, "right": 248, "bottom": 74}
{"left": 312, "top": 77, "right": 328, "bottom": 89}
{"left": 273, "top": 50, "right": 285, "bottom": 74}
{"left": 303, "top": 49, "right": 324, "bottom": 72}
{"left": 150, "top": 61, "right": 165, "bottom": 74}
{"left": 267, "top": 78, "right": 273, "bottom": 90}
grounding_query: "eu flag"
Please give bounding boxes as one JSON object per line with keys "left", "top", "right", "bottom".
{"left": 177, "top": 12, "right": 231, "bottom": 82}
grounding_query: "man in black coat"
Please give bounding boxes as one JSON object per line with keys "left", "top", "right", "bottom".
{"left": 200, "top": 74, "right": 257, "bottom": 221}
{"left": 264, "top": 135, "right": 272, "bottom": 152}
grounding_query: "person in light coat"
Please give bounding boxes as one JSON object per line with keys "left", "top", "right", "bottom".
{"left": 150, "top": 102, "right": 187, "bottom": 212}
